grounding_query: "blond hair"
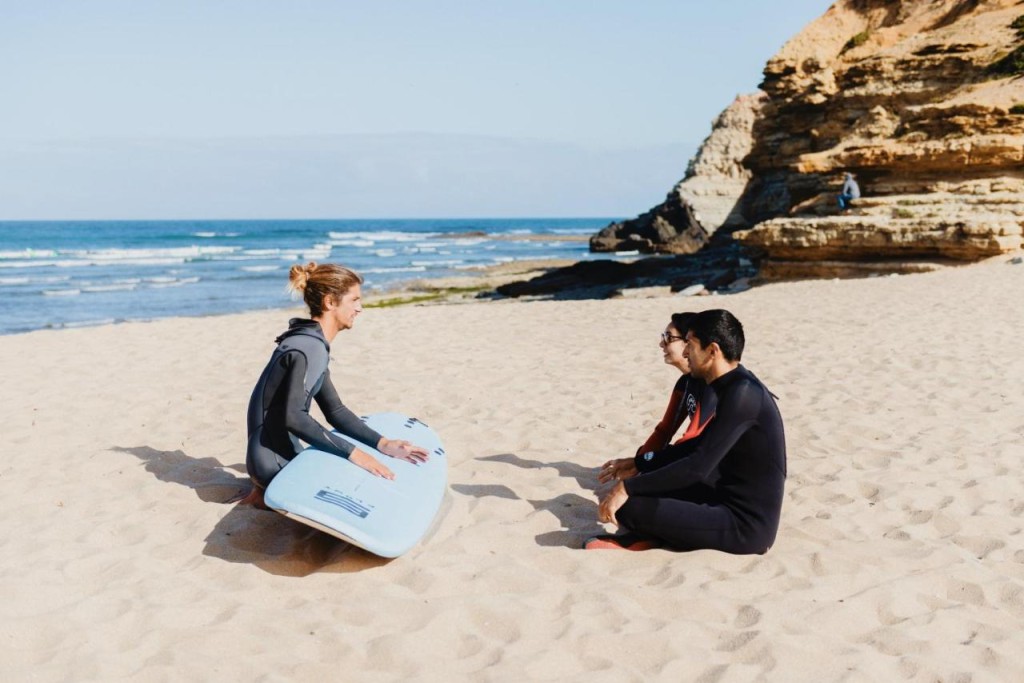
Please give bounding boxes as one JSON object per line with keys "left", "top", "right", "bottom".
{"left": 288, "top": 262, "right": 363, "bottom": 317}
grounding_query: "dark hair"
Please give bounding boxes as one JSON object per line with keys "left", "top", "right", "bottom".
{"left": 288, "top": 262, "right": 363, "bottom": 317}
{"left": 688, "top": 309, "right": 745, "bottom": 361}
{"left": 669, "top": 311, "right": 697, "bottom": 336}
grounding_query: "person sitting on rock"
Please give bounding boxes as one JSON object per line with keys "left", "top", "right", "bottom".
{"left": 837, "top": 172, "right": 861, "bottom": 210}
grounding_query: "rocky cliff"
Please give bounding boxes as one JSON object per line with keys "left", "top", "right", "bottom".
{"left": 590, "top": 93, "right": 766, "bottom": 254}
{"left": 595, "top": 0, "right": 1024, "bottom": 275}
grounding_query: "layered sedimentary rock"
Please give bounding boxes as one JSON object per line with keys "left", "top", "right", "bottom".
{"left": 739, "top": 182, "right": 1024, "bottom": 265}
{"left": 733, "top": 0, "right": 1024, "bottom": 264}
{"left": 595, "top": 0, "right": 1024, "bottom": 272}
{"left": 589, "top": 93, "right": 766, "bottom": 254}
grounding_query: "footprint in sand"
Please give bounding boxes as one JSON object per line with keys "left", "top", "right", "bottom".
{"left": 734, "top": 604, "right": 761, "bottom": 628}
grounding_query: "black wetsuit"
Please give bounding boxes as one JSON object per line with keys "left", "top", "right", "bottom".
{"left": 246, "top": 318, "right": 382, "bottom": 489}
{"left": 619, "top": 365, "right": 786, "bottom": 555}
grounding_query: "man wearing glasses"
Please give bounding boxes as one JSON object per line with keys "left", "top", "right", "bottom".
{"left": 590, "top": 309, "right": 787, "bottom": 554}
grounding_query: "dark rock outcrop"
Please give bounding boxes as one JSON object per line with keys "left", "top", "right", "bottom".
{"left": 588, "top": 193, "right": 708, "bottom": 254}
{"left": 494, "top": 243, "right": 757, "bottom": 299}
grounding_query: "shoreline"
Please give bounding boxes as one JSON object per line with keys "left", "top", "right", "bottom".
{"left": 13, "top": 249, "right": 1023, "bottom": 336}
{"left": 365, "top": 257, "right": 587, "bottom": 305}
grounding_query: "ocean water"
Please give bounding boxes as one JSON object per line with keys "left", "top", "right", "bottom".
{"left": 0, "top": 218, "right": 621, "bottom": 335}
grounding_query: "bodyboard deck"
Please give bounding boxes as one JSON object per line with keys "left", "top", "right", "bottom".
{"left": 264, "top": 412, "right": 447, "bottom": 558}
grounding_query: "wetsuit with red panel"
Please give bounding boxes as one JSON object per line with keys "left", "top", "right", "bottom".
{"left": 633, "top": 374, "right": 708, "bottom": 474}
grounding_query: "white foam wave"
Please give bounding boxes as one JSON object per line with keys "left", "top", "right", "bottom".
{"left": 361, "top": 266, "right": 427, "bottom": 274}
{"left": 277, "top": 250, "right": 332, "bottom": 262}
{"left": 239, "top": 265, "right": 280, "bottom": 273}
{"left": 147, "top": 276, "right": 200, "bottom": 289}
{"left": 74, "top": 245, "right": 240, "bottom": 260}
{"left": 410, "top": 260, "right": 464, "bottom": 267}
{"left": 0, "top": 249, "right": 58, "bottom": 259}
{"left": 191, "top": 231, "right": 242, "bottom": 238}
{"left": 0, "top": 275, "right": 73, "bottom": 286}
{"left": 221, "top": 254, "right": 278, "bottom": 261}
{"left": 329, "top": 239, "right": 375, "bottom": 247}
{"left": 81, "top": 283, "right": 138, "bottom": 293}
{"left": 0, "top": 245, "right": 241, "bottom": 270}
{"left": 0, "top": 255, "right": 210, "bottom": 269}
{"left": 43, "top": 288, "right": 81, "bottom": 296}
{"left": 67, "top": 257, "right": 188, "bottom": 267}
{"left": 0, "top": 260, "right": 61, "bottom": 269}
{"left": 328, "top": 231, "right": 439, "bottom": 243}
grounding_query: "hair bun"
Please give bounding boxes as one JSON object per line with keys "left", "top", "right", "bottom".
{"left": 288, "top": 262, "right": 317, "bottom": 293}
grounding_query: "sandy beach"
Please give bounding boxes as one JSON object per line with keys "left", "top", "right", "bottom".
{"left": 2, "top": 255, "right": 1023, "bottom": 681}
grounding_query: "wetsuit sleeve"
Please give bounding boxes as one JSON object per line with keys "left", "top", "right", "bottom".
{"left": 635, "top": 387, "right": 684, "bottom": 457}
{"left": 634, "top": 376, "right": 695, "bottom": 472}
{"left": 314, "top": 368, "right": 384, "bottom": 447}
{"left": 280, "top": 351, "right": 361, "bottom": 458}
{"left": 624, "top": 378, "right": 763, "bottom": 497}
{"left": 634, "top": 438, "right": 697, "bottom": 474}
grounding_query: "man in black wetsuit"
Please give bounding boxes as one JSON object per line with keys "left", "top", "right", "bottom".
{"left": 591, "top": 309, "right": 786, "bottom": 554}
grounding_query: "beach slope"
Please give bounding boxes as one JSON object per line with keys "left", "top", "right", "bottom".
{"left": 1, "top": 257, "right": 1022, "bottom": 681}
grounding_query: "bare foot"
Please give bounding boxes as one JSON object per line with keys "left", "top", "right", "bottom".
{"left": 234, "top": 486, "right": 270, "bottom": 510}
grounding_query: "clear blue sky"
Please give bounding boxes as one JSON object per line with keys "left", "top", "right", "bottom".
{"left": 0, "top": 1, "right": 829, "bottom": 219}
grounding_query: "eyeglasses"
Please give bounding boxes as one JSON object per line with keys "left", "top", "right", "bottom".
{"left": 660, "top": 331, "right": 685, "bottom": 345}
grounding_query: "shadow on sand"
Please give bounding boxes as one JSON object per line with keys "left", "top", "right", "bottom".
{"left": 114, "top": 445, "right": 390, "bottom": 577}
{"left": 451, "top": 452, "right": 606, "bottom": 548}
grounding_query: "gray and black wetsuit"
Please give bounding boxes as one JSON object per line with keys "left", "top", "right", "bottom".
{"left": 246, "top": 318, "right": 383, "bottom": 489}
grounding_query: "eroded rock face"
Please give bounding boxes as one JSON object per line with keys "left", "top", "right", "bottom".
{"left": 737, "top": 180, "right": 1024, "bottom": 262}
{"left": 735, "top": 0, "right": 1024, "bottom": 262}
{"left": 677, "top": 92, "right": 767, "bottom": 234}
{"left": 599, "top": 0, "right": 1024, "bottom": 269}
{"left": 589, "top": 93, "right": 767, "bottom": 254}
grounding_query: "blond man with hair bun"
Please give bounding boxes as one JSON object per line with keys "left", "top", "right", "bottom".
{"left": 240, "top": 262, "right": 428, "bottom": 508}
